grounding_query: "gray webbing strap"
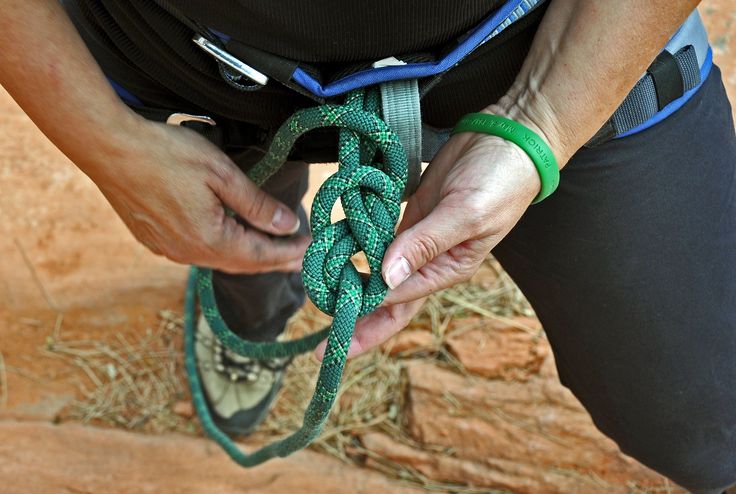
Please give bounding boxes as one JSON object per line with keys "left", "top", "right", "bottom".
{"left": 376, "top": 58, "right": 423, "bottom": 198}
{"left": 379, "top": 81, "right": 422, "bottom": 197}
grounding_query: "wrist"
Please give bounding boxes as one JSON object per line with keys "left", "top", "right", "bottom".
{"left": 73, "top": 108, "right": 154, "bottom": 184}
{"left": 452, "top": 113, "right": 558, "bottom": 203}
{"left": 456, "top": 130, "right": 542, "bottom": 201}
{"left": 483, "top": 86, "right": 574, "bottom": 168}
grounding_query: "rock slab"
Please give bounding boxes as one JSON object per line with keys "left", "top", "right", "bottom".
{"left": 0, "top": 421, "right": 424, "bottom": 494}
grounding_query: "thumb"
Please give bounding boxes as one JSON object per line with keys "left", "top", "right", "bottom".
{"left": 382, "top": 201, "right": 469, "bottom": 290}
{"left": 209, "top": 160, "right": 300, "bottom": 236}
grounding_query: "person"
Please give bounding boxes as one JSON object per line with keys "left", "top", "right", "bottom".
{"left": 1, "top": 1, "right": 734, "bottom": 492}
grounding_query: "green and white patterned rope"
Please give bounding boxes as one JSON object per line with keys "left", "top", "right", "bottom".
{"left": 183, "top": 87, "right": 408, "bottom": 467}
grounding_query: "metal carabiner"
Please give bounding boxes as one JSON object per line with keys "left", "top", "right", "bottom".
{"left": 192, "top": 35, "right": 269, "bottom": 87}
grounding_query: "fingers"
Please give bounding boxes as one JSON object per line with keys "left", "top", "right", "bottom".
{"left": 382, "top": 197, "right": 485, "bottom": 290}
{"left": 213, "top": 216, "right": 310, "bottom": 273}
{"left": 208, "top": 160, "right": 300, "bottom": 237}
{"left": 382, "top": 241, "right": 487, "bottom": 305}
{"left": 314, "top": 297, "right": 426, "bottom": 360}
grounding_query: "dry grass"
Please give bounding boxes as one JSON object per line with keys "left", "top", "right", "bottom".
{"left": 253, "top": 257, "right": 535, "bottom": 493}
{"left": 419, "top": 258, "right": 535, "bottom": 335}
{"left": 44, "top": 310, "right": 190, "bottom": 433}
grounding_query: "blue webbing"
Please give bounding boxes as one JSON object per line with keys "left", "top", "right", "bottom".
{"left": 209, "top": 0, "right": 542, "bottom": 99}
{"left": 108, "top": 2, "right": 711, "bottom": 143}
{"left": 290, "top": 0, "right": 541, "bottom": 97}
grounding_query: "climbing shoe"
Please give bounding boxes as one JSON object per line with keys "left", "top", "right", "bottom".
{"left": 194, "top": 314, "right": 291, "bottom": 436}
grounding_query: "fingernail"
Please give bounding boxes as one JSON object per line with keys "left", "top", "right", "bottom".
{"left": 272, "top": 207, "right": 300, "bottom": 234}
{"left": 384, "top": 257, "right": 411, "bottom": 289}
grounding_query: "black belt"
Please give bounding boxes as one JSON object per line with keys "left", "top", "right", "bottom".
{"left": 130, "top": 104, "right": 341, "bottom": 165}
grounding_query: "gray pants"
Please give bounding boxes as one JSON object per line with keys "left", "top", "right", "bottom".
{"left": 212, "top": 158, "right": 310, "bottom": 343}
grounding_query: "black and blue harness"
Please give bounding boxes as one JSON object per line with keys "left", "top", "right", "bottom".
{"left": 112, "top": 0, "right": 713, "bottom": 164}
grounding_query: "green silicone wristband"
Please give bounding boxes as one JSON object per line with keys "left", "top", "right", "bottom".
{"left": 451, "top": 113, "right": 559, "bottom": 204}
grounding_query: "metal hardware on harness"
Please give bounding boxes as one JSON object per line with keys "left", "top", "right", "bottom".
{"left": 192, "top": 35, "right": 269, "bottom": 86}
{"left": 166, "top": 112, "right": 217, "bottom": 127}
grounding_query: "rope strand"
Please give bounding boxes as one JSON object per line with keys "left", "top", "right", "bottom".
{"left": 183, "top": 87, "right": 407, "bottom": 466}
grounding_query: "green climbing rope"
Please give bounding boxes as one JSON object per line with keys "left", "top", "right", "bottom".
{"left": 183, "top": 87, "right": 408, "bottom": 466}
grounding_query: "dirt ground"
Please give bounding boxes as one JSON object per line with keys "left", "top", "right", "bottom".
{"left": 1, "top": 4, "right": 734, "bottom": 494}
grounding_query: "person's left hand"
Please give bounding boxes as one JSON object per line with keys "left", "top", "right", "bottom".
{"left": 316, "top": 121, "right": 547, "bottom": 360}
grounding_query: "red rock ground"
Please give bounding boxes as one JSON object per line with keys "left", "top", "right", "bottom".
{"left": 1, "top": 3, "right": 734, "bottom": 493}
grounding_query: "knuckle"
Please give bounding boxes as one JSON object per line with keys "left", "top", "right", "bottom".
{"left": 208, "top": 160, "right": 237, "bottom": 185}
{"left": 198, "top": 228, "right": 222, "bottom": 254}
{"left": 237, "top": 229, "right": 269, "bottom": 265}
{"left": 408, "top": 234, "right": 442, "bottom": 265}
{"left": 245, "top": 190, "right": 271, "bottom": 222}
{"left": 397, "top": 309, "right": 415, "bottom": 328}
{"left": 249, "top": 235, "right": 266, "bottom": 261}
{"left": 457, "top": 263, "right": 478, "bottom": 281}
{"left": 191, "top": 230, "right": 227, "bottom": 267}
{"left": 447, "top": 245, "right": 481, "bottom": 278}
{"left": 464, "top": 204, "right": 489, "bottom": 231}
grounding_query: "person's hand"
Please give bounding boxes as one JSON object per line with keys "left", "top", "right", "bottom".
{"left": 316, "top": 118, "right": 547, "bottom": 360}
{"left": 84, "top": 117, "right": 309, "bottom": 273}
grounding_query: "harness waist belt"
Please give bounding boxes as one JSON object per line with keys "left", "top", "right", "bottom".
{"left": 200, "top": 0, "right": 546, "bottom": 100}
{"left": 123, "top": 5, "right": 711, "bottom": 154}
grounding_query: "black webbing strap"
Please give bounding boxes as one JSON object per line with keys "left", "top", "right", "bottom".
{"left": 130, "top": 105, "right": 266, "bottom": 149}
{"left": 648, "top": 50, "right": 685, "bottom": 110}
{"left": 224, "top": 40, "right": 326, "bottom": 103}
{"left": 130, "top": 104, "right": 342, "bottom": 164}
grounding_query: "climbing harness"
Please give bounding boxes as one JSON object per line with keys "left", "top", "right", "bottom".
{"left": 101, "top": 0, "right": 714, "bottom": 467}
{"left": 200, "top": 0, "right": 546, "bottom": 99}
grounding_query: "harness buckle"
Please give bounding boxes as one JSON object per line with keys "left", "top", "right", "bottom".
{"left": 166, "top": 113, "right": 217, "bottom": 126}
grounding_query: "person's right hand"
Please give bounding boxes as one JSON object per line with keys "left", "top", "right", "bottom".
{"left": 83, "top": 117, "right": 310, "bottom": 274}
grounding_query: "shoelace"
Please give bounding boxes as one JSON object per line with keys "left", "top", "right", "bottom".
{"left": 197, "top": 331, "right": 291, "bottom": 383}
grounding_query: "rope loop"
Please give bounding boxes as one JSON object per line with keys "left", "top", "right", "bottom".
{"left": 184, "top": 87, "right": 408, "bottom": 467}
